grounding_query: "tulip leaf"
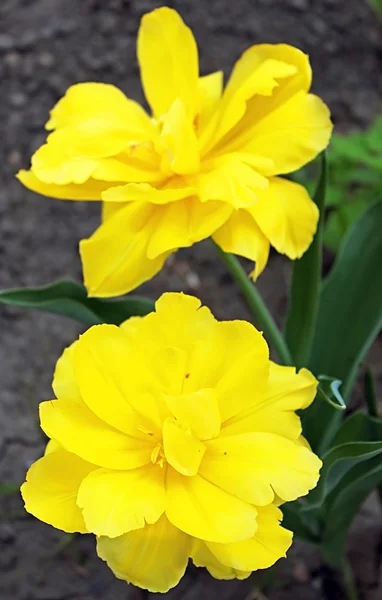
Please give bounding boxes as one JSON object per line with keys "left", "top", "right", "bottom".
{"left": 321, "top": 455, "right": 382, "bottom": 566}
{"left": 303, "top": 200, "right": 382, "bottom": 454}
{"left": 284, "top": 153, "right": 327, "bottom": 368}
{"left": 0, "top": 280, "right": 155, "bottom": 326}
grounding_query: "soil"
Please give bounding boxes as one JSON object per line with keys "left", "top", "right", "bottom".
{"left": 0, "top": 1, "right": 381, "bottom": 599}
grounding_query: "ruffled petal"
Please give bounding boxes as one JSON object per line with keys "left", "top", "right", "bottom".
{"left": 46, "top": 82, "right": 152, "bottom": 134}
{"left": 16, "top": 170, "right": 112, "bottom": 200}
{"left": 222, "top": 364, "right": 317, "bottom": 439}
{"left": 73, "top": 324, "right": 167, "bottom": 436}
{"left": 206, "top": 505, "right": 293, "bottom": 571}
{"left": 241, "top": 92, "right": 332, "bottom": 175}
{"left": 39, "top": 399, "right": 154, "bottom": 470}
{"left": 163, "top": 418, "right": 206, "bottom": 476}
{"left": 77, "top": 464, "right": 166, "bottom": 538}
{"left": 202, "top": 432, "right": 322, "bottom": 505}
{"left": 213, "top": 208, "right": 270, "bottom": 279}
{"left": 191, "top": 539, "right": 250, "bottom": 580}
{"left": 198, "top": 71, "right": 223, "bottom": 131}
{"left": 21, "top": 449, "right": 95, "bottom": 533}
{"left": 249, "top": 177, "right": 319, "bottom": 259}
{"left": 137, "top": 7, "right": 199, "bottom": 118}
{"left": 166, "top": 470, "right": 258, "bottom": 543}
{"left": 164, "top": 388, "right": 221, "bottom": 440}
{"left": 80, "top": 201, "right": 170, "bottom": 297}
{"left": 160, "top": 99, "right": 200, "bottom": 175}
{"left": 97, "top": 515, "right": 191, "bottom": 593}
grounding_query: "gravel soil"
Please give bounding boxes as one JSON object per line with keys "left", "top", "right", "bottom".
{"left": 0, "top": 1, "right": 381, "bottom": 599}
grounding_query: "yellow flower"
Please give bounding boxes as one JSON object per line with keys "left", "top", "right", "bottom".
{"left": 17, "top": 8, "right": 332, "bottom": 298}
{"left": 21, "top": 292, "right": 322, "bottom": 592}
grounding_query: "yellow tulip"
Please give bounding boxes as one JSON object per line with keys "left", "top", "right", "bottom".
{"left": 17, "top": 7, "right": 332, "bottom": 297}
{"left": 21, "top": 292, "right": 322, "bottom": 592}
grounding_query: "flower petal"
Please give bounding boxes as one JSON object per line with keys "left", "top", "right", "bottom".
{"left": 249, "top": 177, "right": 319, "bottom": 259}
{"left": 163, "top": 418, "right": 206, "bottom": 476}
{"left": 146, "top": 197, "right": 232, "bottom": 260}
{"left": 200, "top": 45, "right": 304, "bottom": 152}
{"left": 77, "top": 464, "right": 166, "bottom": 538}
{"left": 203, "top": 432, "right": 322, "bottom": 505}
{"left": 206, "top": 505, "right": 293, "bottom": 571}
{"left": 160, "top": 99, "right": 200, "bottom": 175}
{"left": 16, "top": 170, "right": 112, "bottom": 200}
{"left": 40, "top": 399, "right": 154, "bottom": 470}
{"left": 137, "top": 7, "right": 199, "bottom": 118}
{"left": 46, "top": 82, "right": 152, "bottom": 135}
{"left": 166, "top": 470, "right": 258, "bottom": 543}
{"left": 102, "top": 182, "right": 196, "bottom": 204}
{"left": 241, "top": 92, "right": 332, "bottom": 175}
{"left": 198, "top": 71, "right": 224, "bottom": 131}
{"left": 97, "top": 515, "right": 191, "bottom": 593}
{"left": 191, "top": 539, "right": 251, "bottom": 580}
{"left": 80, "top": 201, "right": 170, "bottom": 297}
{"left": 222, "top": 364, "right": 318, "bottom": 439}
{"left": 21, "top": 449, "right": 95, "bottom": 533}
{"left": 213, "top": 208, "right": 270, "bottom": 279}
{"left": 52, "top": 342, "right": 82, "bottom": 402}
{"left": 74, "top": 324, "right": 167, "bottom": 436}
{"left": 164, "top": 388, "right": 221, "bottom": 440}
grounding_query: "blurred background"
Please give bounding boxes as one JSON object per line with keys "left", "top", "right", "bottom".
{"left": 0, "top": 1, "right": 381, "bottom": 598}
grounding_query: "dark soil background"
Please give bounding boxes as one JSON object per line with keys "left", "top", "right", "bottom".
{"left": 0, "top": 1, "right": 381, "bottom": 599}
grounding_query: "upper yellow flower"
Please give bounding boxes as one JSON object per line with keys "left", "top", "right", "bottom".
{"left": 21, "top": 292, "right": 321, "bottom": 592}
{"left": 18, "top": 7, "right": 332, "bottom": 297}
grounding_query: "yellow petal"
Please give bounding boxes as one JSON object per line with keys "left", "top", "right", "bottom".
{"left": 198, "top": 71, "right": 224, "bottom": 131}
{"left": 44, "top": 439, "right": 61, "bottom": 455}
{"left": 196, "top": 156, "right": 268, "bottom": 208}
{"left": 77, "top": 464, "right": 166, "bottom": 538}
{"left": 137, "top": 7, "right": 199, "bottom": 118}
{"left": 102, "top": 182, "right": 196, "bottom": 204}
{"left": 52, "top": 342, "right": 82, "bottom": 402}
{"left": 163, "top": 418, "right": 206, "bottom": 476}
{"left": 166, "top": 470, "right": 258, "bottom": 543}
{"left": 46, "top": 82, "right": 152, "bottom": 136}
{"left": 80, "top": 201, "right": 170, "bottom": 297}
{"left": 21, "top": 449, "right": 95, "bottom": 533}
{"left": 216, "top": 44, "right": 312, "bottom": 154}
{"left": 147, "top": 197, "right": 233, "bottom": 260}
{"left": 160, "top": 99, "right": 200, "bottom": 175}
{"left": 249, "top": 177, "right": 319, "bottom": 259}
{"left": 200, "top": 45, "right": 302, "bottom": 152}
{"left": 213, "top": 208, "right": 270, "bottom": 279}
{"left": 183, "top": 320, "right": 268, "bottom": 419}
{"left": 40, "top": 399, "right": 154, "bottom": 470}
{"left": 74, "top": 324, "right": 167, "bottom": 436}
{"left": 17, "top": 169, "right": 112, "bottom": 200}
{"left": 206, "top": 505, "right": 293, "bottom": 572}
{"left": 191, "top": 539, "right": 251, "bottom": 580}
{"left": 203, "top": 432, "right": 322, "bottom": 505}
{"left": 102, "top": 201, "right": 124, "bottom": 222}
{"left": 241, "top": 92, "right": 332, "bottom": 175}
{"left": 164, "top": 388, "right": 221, "bottom": 440}
{"left": 222, "top": 364, "right": 318, "bottom": 439}
{"left": 97, "top": 515, "right": 191, "bottom": 593}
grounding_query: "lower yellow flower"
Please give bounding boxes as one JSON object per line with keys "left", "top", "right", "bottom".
{"left": 21, "top": 293, "right": 322, "bottom": 592}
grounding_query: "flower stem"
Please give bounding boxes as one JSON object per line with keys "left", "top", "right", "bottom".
{"left": 213, "top": 242, "right": 292, "bottom": 366}
{"left": 342, "top": 559, "right": 359, "bottom": 600}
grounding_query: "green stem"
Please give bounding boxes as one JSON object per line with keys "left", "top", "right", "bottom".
{"left": 213, "top": 242, "right": 292, "bottom": 365}
{"left": 342, "top": 559, "right": 359, "bottom": 600}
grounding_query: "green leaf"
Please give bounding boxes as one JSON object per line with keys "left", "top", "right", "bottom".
{"left": 331, "top": 411, "right": 382, "bottom": 447}
{"left": 321, "top": 455, "right": 382, "bottom": 566}
{"left": 304, "top": 440, "right": 382, "bottom": 511}
{"left": 281, "top": 501, "right": 320, "bottom": 544}
{"left": 303, "top": 201, "right": 382, "bottom": 454}
{"left": 0, "top": 280, "right": 155, "bottom": 326}
{"left": 284, "top": 153, "right": 327, "bottom": 368}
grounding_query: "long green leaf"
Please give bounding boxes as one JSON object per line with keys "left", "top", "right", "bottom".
{"left": 304, "top": 440, "right": 382, "bottom": 511}
{"left": 0, "top": 280, "right": 155, "bottom": 326}
{"left": 303, "top": 201, "right": 382, "bottom": 454}
{"left": 321, "top": 455, "right": 382, "bottom": 566}
{"left": 284, "top": 153, "right": 327, "bottom": 368}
